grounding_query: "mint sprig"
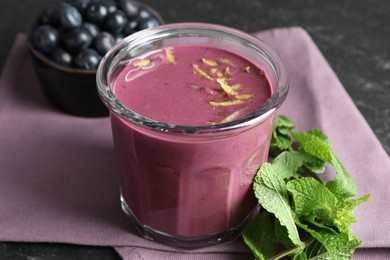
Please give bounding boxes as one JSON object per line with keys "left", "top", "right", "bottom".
{"left": 242, "top": 115, "right": 370, "bottom": 260}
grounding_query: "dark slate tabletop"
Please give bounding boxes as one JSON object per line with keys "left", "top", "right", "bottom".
{"left": 0, "top": 0, "right": 389, "bottom": 259}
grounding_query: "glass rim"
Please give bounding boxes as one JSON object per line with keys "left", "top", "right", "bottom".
{"left": 96, "top": 22, "right": 289, "bottom": 135}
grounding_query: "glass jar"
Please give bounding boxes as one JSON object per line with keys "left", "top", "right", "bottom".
{"left": 96, "top": 23, "right": 289, "bottom": 248}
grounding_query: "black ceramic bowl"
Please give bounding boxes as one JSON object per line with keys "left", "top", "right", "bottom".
{"left": 27, "top": 3, "right": 163, "bottom": 117}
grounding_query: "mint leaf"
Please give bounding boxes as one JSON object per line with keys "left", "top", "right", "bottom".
{"left": 306, "top": 128, "right": 331, "bottom": 145}
{"left": 325, "top": 157, "right": 356, "bottom": 198}
{"left": 242, "top": 211, "right": 281, "bottom": 260}
{"left": 307, "top": 234, "right": 360, "bottom": 260}
{"left": 294, "top": 129, "right": 327, "bottom": 174}
{"left": 254, "top": 163, "right": 303, "bottom": 247}
{"left": 243, "top": 115, "right": 369, "bottom": 260}
{"left": 275, "top": 115, "right": 295, "bottom": 130}
{"left": 286, "top": 178, "right": 338, "bottom": 228}
{"left": 304, "top": 236, "right": 361, "bottom": 260}
{"left": 274, "top": 217, "right": 296, "bottom": 249}
{"left": 334, "top": 194, "right": 370, "bottom": 234}
{"left": 292, "top": 132, "right": 333, "bottom": 162}
{"left": 292, "top": 132, "right": 357, "bottom": 197}
{"left": 270, "top": 115, "right": 295, "bottom": 156}
{"left": 287, "top": 178, "right": 370, "bottom": 235}
{"left": 293, "top": 252, "right": 308, "bottom": 260}
{"left": 304, "top": 240, "right": 327, "bottom": 259}
{"left": 272, "top": 151, "right": 321, "bottom": 180}
{"left": 293, "top": 214, "right": 345, "bottom": 256}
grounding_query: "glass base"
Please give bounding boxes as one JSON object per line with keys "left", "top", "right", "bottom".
{"left": 120, "top": 195, "right": 260, "bottom": 249}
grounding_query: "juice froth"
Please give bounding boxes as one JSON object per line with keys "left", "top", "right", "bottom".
{"left": 110, "top": 45, "right": 275, "bottom": 238}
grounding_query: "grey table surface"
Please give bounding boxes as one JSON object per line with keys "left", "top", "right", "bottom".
{"left": 0, "top": 0, "right": 389, "bottom": 259}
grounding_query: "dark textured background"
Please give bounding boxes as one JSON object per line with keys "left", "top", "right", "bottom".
{"left": 0, "top": 0, "right": 389, "bottom": 259}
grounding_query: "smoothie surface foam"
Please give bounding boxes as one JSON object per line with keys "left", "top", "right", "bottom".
{"left": 113, "top": 46, "right": 272, "bottom": 126}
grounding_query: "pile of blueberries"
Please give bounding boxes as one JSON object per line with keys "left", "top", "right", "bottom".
{"left": 32, "top": 0, "right": 162, "bottom": 70}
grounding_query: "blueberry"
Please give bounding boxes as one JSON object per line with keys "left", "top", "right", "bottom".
{"left": 118, "top": 0, "right": 140, "bottom": 18}
{"left": 81, "top": 22, "right": 100, "bottom": 39}
{"left": 122, "top": 20, "right": 138, "bottom": 36}
{"left": 137, "top": 7, "right": 152, "bottom": 20}
{"left": 74, "top": 49, "right": 102, "bottom": 70}
{"left": 50, "top": 48, "right": 73, "bottom": 66}
{"left": 62, "top": 27, "right": 93, "bottom": 53}
{"left": 85, "top": 2, "right": 108, "bottom": 24}
{"left": 58, "top": 3, "right": 83, "bottom": 30}
{"left": 104, "top": 10, "right": 127, "bottom": 33}
{"left": 38, "top": 5, "right": 59, "bottom": 25}
{"left": 66, "top": 0, "right": 91, "bottom": 15}
{"left": 100, "top": 0, "right": 118, "bottom": 13}
{"left": 113, "top": 33, "right": 124, "bottom": 44}
{"left": 34, "top": 0, "right": 162, "bottom": 71}
{"left": 33, "top": 25, "right": 59, "bottom": 54}
{"left": 136, "top": 14, "right": 161, "bottom": 31}
{"left": 95, "top": 32, "right": 115, "bottom": 55}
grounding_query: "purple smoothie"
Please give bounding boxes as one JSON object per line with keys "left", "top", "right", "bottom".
{"left": 110, "top": 45, "right": 274, "bottom": 237}
{"left": 111, "top": 46, "right": 273, "bottom": 237}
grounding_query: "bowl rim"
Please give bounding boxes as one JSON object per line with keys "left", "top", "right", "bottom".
{"left": 26, "top": 3, "right": 164, "bottom": 75}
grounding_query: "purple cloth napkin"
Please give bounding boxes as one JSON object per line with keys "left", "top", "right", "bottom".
{"left": 0, "top": 27, "right": 389, "bottom": 260}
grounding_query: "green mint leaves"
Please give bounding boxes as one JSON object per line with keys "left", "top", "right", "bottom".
{"left": 269, "top": 115, "right": 295, "bottom": 157}
{"left": 242, "top": 115, "right": 370, "bottom": 260}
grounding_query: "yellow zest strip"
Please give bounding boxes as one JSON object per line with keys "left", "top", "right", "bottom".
{"left": 216, "top": 78, "right": 238, "bottom": 96}
{"left": 235, "top": 94, "right": 254, "bottom": 99}
{"left": 243, "top": 66, "right": 250, "bottom": 73}
{"left": 219, "top": 58, "right": 234, "bottom": 66}
{"left": 202, "top": 58, "right": 219, "bottom": 66}
{"left": 231, "top": 83, "right": 244, "bottom": 90}
{"left": 209, "top": 99, "right": 246, "bottom": 107}
{"left": 133, "top": 59, "right": 151, "bottom": 67}
{"left": 209, "top": 68, "right": 218, "bottom": 74}
{"left": 165, "top": 48, "right": 176, "bottom": 64}
{"left": 193, "top": 64, "right": 214, "bottom": 80}
{"left": 224, "top": 66, "right": 230, "bottom": 77}
{"left": 217, "top": 71, "right": 224, "bottom": 78}
{"left": 207, "top": 121, "right": 217, "bottom": 125}
{"left": 220, "top": 108, "right": 246, "bottom": 123}
{"left": 189, "top": 84, "right": 202, "bottom": 90}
